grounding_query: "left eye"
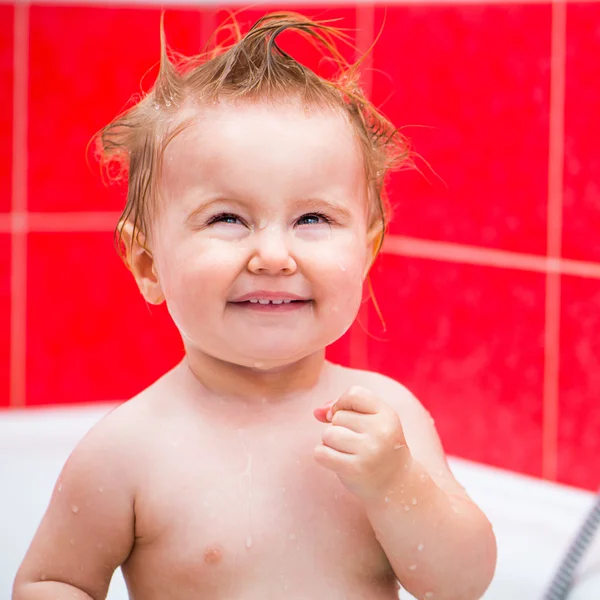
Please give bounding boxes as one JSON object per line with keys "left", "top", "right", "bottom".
{"left": 296, "top": 213, "right": 332, "bottom": 226}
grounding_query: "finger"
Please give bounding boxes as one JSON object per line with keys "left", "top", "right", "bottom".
{"left": 330, "top": 409, "right": 368, "bottom": 433}
{"left": 321, "top": 425, "right": 363, "bottom": 454}
{"left": 331, "top": 386, "right": 379, "bottom": 418}
{"left": 313, "top": 401, "right": 335, "bottom": 423}
{"left": 314, "top": 444, "right": 356, "bottom": 472}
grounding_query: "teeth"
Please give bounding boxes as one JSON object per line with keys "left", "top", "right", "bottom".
{"left": 246, "top": 299, "right": 296, "bottom": 304}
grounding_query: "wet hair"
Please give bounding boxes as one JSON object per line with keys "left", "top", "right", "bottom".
{"left": 95, "top": 11, "right": 413, "bottom": 260}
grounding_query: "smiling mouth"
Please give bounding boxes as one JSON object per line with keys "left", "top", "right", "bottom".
{"left": 231, "top": 299, "right": 311, "bottom": 311}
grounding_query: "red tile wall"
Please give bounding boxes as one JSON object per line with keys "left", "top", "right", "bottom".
{"left": 1, "top": 1, "right": 599, "bottom": 492}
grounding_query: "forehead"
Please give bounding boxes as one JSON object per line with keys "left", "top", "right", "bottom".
{"left": 161, "top": 99, "right": 365, "bottom": 199}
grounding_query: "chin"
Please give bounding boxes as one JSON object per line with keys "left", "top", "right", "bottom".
{"left": 233, "top": 344, "right": 322, "bottom": 370}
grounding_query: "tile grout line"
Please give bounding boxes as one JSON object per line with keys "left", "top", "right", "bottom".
{"left": 10, "top": 1, "right": 30, "bottom": 409}
{"left": 351, "top": 1, "right": 375, "bottom": 370}
{"left": 7, "top": 212, "right": 600, "bottom": 279}
{"left": 542, "top": 0, "right": 566, "bottom": 482}
{"left": 19, "top": 0, "right": 600, "bottom": 7}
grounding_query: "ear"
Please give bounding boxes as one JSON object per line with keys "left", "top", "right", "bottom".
{"left": 119, "top": 221, "right": 165, "bottom": 305}
{"left": 364, "top": 224, "right": 384, "bottom": 279}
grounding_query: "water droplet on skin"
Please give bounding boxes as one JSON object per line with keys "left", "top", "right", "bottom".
{"left": 404, "top": 505, "right": 411, "bottom": 512}
{"left": 165, "top": 100, "right": 171, "bottom": 107}
{"left": 258, "top": 219, "right": 267, "bottom": 230}
{"left": 418, "top": 543, "right": 424, "bottom": 552}
{"left": 384, "top": 496, "right": 390, "bottom": 503}
{"left": 246, "top": 536, "right": 252, "bottom": 548}
{"left": 57, "top": 483, "right": 62, "bottom": 492}
{"left": 408, "top": 564, "right": 417, "bottom": 571}
{"left": 393, "top": 443, "right": 406, "bottom": 450}
{"left": 281, "top": 487, "right": 286, "bottom": 493}
{"left": 70, "top": 539, "right": 75, "bottom": 546}
{"left": 338, "top": 263, "right": 346, "bottom": 272}
{"left": 403, "top": 464, "right": 409, "bottom": 471}
{"left": 71, "top": 505, "right": 79, "bottom": 514}
{"left": 97, "top": 486, "right": 104, "bottom": 493}
{"left": 289, "top": 533, "right": 296, "bottom": 541}
{"left": 452, "top": 505, "right": 459, "bottom": 513}
{"left": 202, "top": 500, "right": 210, "bottom": 508}
{"left": 40, "top": 574, "right": 47, "bottom": 581}
{"left": 425, "top": 593, "right": 434, "bottom": 599}
{"left": 420, "top": 474, "right": 427, "bottom": 482}
{"left": 261, "top": 397, "right": 267, "bottom": 405}
{"left": 412, "top": 497, "right": 417, "bottom": 506}
{"left": 97, "top": 542, "right": 103, "bottom": 549}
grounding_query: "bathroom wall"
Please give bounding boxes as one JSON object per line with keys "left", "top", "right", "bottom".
{"left": 1, "top": 1, "right": 599, "bottom": 492}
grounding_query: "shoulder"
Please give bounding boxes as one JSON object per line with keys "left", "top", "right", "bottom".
{"left": 67, "top": 366, "right": 178, "bottom": 480}
{"left": 336, "top": 364, "right": 430, "bottom": 418}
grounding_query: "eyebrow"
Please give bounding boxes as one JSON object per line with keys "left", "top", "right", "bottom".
{"left": 293, "top": 197, "right": 353, "bottom": 221}
{"left": 184, "top": 195, "right": 243, "bottom": 223}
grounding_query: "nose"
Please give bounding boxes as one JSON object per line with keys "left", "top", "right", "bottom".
{"left": 247, "top": 226, "right": 297, "bottom": 275}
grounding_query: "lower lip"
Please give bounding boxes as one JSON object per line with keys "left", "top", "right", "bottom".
{"left": 230, "top": 300, "right": 311, "bottom": 312}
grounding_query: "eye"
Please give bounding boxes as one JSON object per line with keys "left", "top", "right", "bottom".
{"left": 206, "top": 213, "right": 245, "bottom": 226}
{"left": 296, "top": 212, "right": 333, "bottom": 226}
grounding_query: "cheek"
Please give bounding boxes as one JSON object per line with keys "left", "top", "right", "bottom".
{"left": 155, "top": 239, "right": 239, "bottom": 304}
{"left": 317, "top": 240, "right": 368, "bottom": 313}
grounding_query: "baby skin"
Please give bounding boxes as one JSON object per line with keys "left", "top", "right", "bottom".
{"left": 14, "top": 99, "right": 496, "bottom": 600}
{"left": 14, "top": 360, "right": 495, "bottom": 600}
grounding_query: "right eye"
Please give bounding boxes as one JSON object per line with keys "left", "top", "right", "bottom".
{"left": 206, "top": 213, "right": 244, "bottom": 226}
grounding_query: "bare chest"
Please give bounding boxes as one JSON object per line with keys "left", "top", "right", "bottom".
{"left": 126, "top": 419, "right": 394, "bottom": 598}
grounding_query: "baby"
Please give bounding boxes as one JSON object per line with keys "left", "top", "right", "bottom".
{"left": 13, "top": 12, "right": 496, "bottom": 600}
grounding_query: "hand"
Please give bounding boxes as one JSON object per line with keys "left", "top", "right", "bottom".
{"left": 313, "top": 386, "right": 412, "bottom": 500}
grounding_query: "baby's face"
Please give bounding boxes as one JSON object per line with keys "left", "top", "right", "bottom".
{"left": 151, "top": 100, "right": 372, "bottom": 368}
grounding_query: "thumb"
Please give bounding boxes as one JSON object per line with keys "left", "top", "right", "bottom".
{"left": 313, "top": 400, "right": 336, "bottom": 423}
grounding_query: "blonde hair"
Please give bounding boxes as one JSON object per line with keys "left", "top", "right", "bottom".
{"left": 95, "top": 11, "right": 412, "bottom": 259}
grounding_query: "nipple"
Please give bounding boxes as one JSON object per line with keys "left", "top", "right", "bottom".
{"left": 204, "top": 545, "right": 223, "bottom": 565}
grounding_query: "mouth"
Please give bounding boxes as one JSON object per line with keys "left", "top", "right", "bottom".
{"left": 229, "top": 297, "right": 312, "bottom": 311}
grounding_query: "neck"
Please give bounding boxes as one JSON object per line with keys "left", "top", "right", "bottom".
{"left": 181, "top": 347, "right": 329, "bottom": 403}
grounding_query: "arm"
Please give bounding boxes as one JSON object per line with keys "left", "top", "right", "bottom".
{"left": 12, "top": 417, "right": 136, "bottom": 600}
{"left": 314, "top": 381, "right": 497, "bottom": 600}
{"left": 364, "top": 386, "right": 497, "bottom": 600}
